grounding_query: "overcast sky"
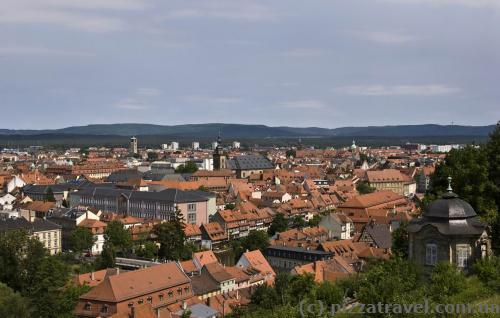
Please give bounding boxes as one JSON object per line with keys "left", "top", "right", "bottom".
{"left": 1, "top": 0, "right": 499, "bottom": 129}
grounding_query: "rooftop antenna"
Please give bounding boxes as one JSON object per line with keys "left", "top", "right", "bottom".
{"left": 447, "top": 176, "right": 453, "bottom": 192}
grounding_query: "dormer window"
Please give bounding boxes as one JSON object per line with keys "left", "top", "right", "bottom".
{"left": 101, "top": 305, "right": 108, "bottom": 314}
{"left": 84, "top": 302, "right": 92, "bottom": 311}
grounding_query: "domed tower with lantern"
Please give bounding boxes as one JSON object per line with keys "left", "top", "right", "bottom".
{"left": 408, "top": 177, "right": 491, "bottom": 270}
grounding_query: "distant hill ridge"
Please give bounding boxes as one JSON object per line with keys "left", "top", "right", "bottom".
{"left": 0, "top": 123, "right": 495, "bottom": 138}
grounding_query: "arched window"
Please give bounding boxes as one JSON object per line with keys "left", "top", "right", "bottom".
{"left": 425, "top": 243, "right": 437, "bottom": 266}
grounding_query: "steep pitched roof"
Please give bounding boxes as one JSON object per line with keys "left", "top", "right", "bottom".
{"left": 80, "top": 262, "right": 189, "bottom": 302}
{"left": 339, "top": 190, "right": 404, "bottom": 209}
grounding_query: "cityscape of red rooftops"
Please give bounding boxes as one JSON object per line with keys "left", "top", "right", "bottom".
{"left": 2, "top": 0, "right": 500, "bottom": 317}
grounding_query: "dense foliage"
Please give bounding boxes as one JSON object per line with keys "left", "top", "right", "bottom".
{"left": 426, "top": 123, "right": 500, "bottom": 250}
{"left": 230, "top": 257, "right": 499, "bottom": 318}
{"left": 268, "top": 213, "right": 288, "bottom": 236}
{"left": 175, "top": 161, "right": 199, "bottom": 173}
{"left": 0, "top": 230, "right": 89, "bottom": 318}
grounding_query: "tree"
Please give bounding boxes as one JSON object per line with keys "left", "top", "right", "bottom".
{"left": 391, "top": 222, "right": 409, "bottom": 258}
{"left": 153, "top": 209, "right": 187, "bottom": 260}
{"left": 0, "top": 230, "right": 47, "bottom": 292}
{"left": 427, "top": 262, "right": 467, "bottom": 303}
{"left": 356, "top": 181, "right": 375, "bottom": 194}
{"left": 27, "top": 256, "right": 71, "bottom": 318}
{"left": 316, "top": 281, "right": 344, "bottom": 307}
{"left": 292, "top": 215, "right": 306, "bottom": 229}
{"left": 285, "top": 149, "right": 296, "bottom": 158}
{"left": 198, "top": 185, "right": 209, "bottom": 192}
{"left": 0, "top": 283, "right": 31, "bottom": 318}
{"left": 429, "top": 146, "right": 498, "bottom": 225}
{"left": 104, "top": 221, "right": 132, "bottom": 252}
{"left": 225, "top": 203, "right": 236, "bottom": 210}
{"left": 97, "top": 242, "right": 116, "bottom": 269}
{"left": 136, "top": 241, "right": 159, "bottom": 260}
{"left": 250, "top": 284, "right": 279, "bottom": 310}
{"left": 357, "top": 258, "right": 424, "bottom": 311}
{"left": 46, "top": 187, "right": 56, "bottom": 202}
{"left": 175, "top": 161, "right": 198, "bottom": 173}
{"left": 288, "top": 274, "right": 316, "bottom": 302}
{"left": 473, "top": 256, "right": 500, "bottom": 293}
{"left": 486, "top": 123, "right": 500, "bottom": 251}
{"left": 241, "top": 230, "right": 269, "bottom": 253}
{"left": 268, "top": 213, "right": 288, "bottom": 236}
{"left": 308, "top": 214, "right": 322, "bottom": 227}
{"left": 70, "top": 227, "right": 96, "bottom": 254}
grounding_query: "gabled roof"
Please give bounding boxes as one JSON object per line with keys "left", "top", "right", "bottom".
{"left": 227, "top": 155, "right": 274, "bottom": 170}
{"left": 239, "top": 250, "right": 275, "bottom": 278}
{"left": 193, "top": 251, "right": 218, "bottom": 267}
{"left": 80, "top": 262, "right": 190, "bottom": 302}
{"left": 339, "top": 190, "right": 404, "bottom": 209}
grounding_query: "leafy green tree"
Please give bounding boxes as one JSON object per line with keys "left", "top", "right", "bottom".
{"left": 285, "top": 149, "right": 296, "bottom": 158}
{"left": 46, "top": 187, "right": 56, "bottom": 202}
{"left": 268, "top": 213, "right": 288, "bottom": 236}
{"left": 198, "top": 185, "right": 209, "bottom": 192}
{"left": 104, "top": 221, "right": 132, "bottom": 252}
{"left": 241, "top": 230, "right": 270, "bottom": 254}
{"left": 56, "top": 284, "right": 91, "bottom": 318}
{"left": 356, "top": 181, "right": 376, "bottom": 194}
{"left": 427, "top": 262, "right": 467, "bottom": 303}
{"left": 70, "top": 227, "right": 96, "bottom": 254}
{"left": 175, "top": 161, "right": 198, "bottom": 173}
{"left": 288, "top": 274, "right": 316, "bottom": 302}
{"left": 316, "top": 281, "right": 344, "bottom": 307}
{"left": 136, "top": 241, "right": 159, "bottom": 260}
{"left": 97, "top": 242, "right": 116, "bottom": 269}
{"left": 391, "top": 222, "right": 409, "bottom": 259}
{"left": 250, "top": 284, "right": 279, "bottom": 309}
{"left": 486, "top": 123, "right": 500, "bottom": 250}
{"left": 153, "top": 209, "right": 186, "bottom": 260}
{"left": 308, "top": 214, "right": 322, "bottom": 227}
{"left": 292, "top": 215, "right": 306, "bottom": 229}
{"left": 0, "top": 230, "right": 47, "bottom": 292}
{"left": 429, "top": 146, "right": 498, "bottom": 224}
{"left": 473, "top": 256, "right": 500, "bottom": 292}
{"left": 357, "top": 258, "right": 424, "bottom": 312}
{"left": 28, "top": 256, "right": 71, "bottom": 318}
{"left": 274, "top": 272, "right": 292, "bottom": 305}
{"left": 0, "top": 283, "right": 31, "bottom": 318}
{"left": 225, "top": 203, "right": 236, "bottom": 210}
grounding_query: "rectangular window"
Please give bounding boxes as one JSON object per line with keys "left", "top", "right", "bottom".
{"left": 188, "top": 212, "right": 196, "bottom": 224}
{"left": 188, "top": 203, "right": 196, "bottom": 212}
{"left": 425, "top": 243, "right": 437, "bottom": 266}
{"left": 457, "top": 246, "right": 470, "bottom": 268}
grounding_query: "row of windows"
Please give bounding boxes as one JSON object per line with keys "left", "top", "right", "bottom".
{"left": 84, "top": 287, "right": 191, "bottom": 312}
{"left": 425, "top": 243, "right": 470, "bottom": 267}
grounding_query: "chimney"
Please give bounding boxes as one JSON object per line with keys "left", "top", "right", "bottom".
{"left": 236, "top": 290, "right": 240, "bottom": 300}
{"left": 91, "top": 271, "right": 94, "bottom": 281}
{"left": 182, "top": 300, "right": 188, "bottom": 310}
{"left": 116, "top": 267, "right": 120, "bottom": 275}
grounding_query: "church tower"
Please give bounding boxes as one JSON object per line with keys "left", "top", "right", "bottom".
{"left": 213, "top": 132, "right": 227, "bottom": 170}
